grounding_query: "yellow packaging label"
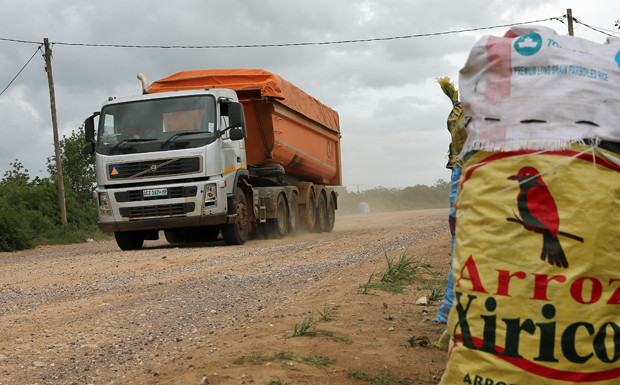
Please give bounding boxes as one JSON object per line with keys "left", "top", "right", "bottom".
{"left": 440, "top": 145, "right": 620, "bottom": 385}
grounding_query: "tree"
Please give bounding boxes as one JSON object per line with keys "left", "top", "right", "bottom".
{"left": 2, "top": 159, "right": 31, "bottom": 187}
{"left": 47, "top": 123, "right": 96, "bottom": 204}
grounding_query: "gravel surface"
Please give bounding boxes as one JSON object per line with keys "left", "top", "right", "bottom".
{"left": 0, "top": 209, "right": 450, "bottom": 385}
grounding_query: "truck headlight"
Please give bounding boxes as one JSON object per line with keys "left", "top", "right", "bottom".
{"left": 204, "top": 183, "right": 217, "bottom": 207}
{"left": 98, "top": 192, "right": 112, "bottom": 215}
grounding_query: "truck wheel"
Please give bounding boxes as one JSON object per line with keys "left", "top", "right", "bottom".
{"left": 301, "top": 188, "right": 316, "bottom": 232}
{"left": 164, "top": 229, "right": 182, "bottom": 244}
{"left": 203, "top": 225, "right": 220, "bottom": 241}
{"left": 222, "top": 187, "right": 249, "bottom": 245}
{"left": 165, "top": 226, "right": 219, "bottom": 244}
{"left": 288, "top": 193, "right": 299, "bottom": 235}
{"left": 314, "top": 193, "right": 327, "bottom": 233}
{"left": 323, "top": 194, "right": 336, "bottom": 233}
{"left": 115, "top": 231, "right": 145, "bottom": 250}
{"left": 267, "top": 193, "right": 288, "bottom": 238}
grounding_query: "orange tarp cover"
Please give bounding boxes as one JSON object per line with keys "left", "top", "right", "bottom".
{"left": 149, "top": 69, "right": 340, "bottom": 133}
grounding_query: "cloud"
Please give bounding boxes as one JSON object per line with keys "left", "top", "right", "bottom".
{"left": 0, "top": 0, "right": 617, "bottom": 187}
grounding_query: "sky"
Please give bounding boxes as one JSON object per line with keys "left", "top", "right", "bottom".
{"left": 0, "top": 1, "right": 618, "bottom": 191}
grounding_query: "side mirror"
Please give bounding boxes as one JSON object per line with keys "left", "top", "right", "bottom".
{"left": 83, "top": 142, "right": 95, "bottom": 155}
{"left": 219, "top": 101, "right": 247, "bottom": 139}
{"left": 83, "top": 112, "right": 99, "bottom": 154}
{"left": 229, "top": 127, "right": 244, "bottom": 141}
{"left": 84, "top": 112, "right": 99, "bottom": 144}
{"left": 227, "top": 102, "right": 246, "bottom": 132}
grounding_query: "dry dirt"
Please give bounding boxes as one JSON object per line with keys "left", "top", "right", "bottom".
{"left": 0, "top": 209, "right": 452, "bottom": 385}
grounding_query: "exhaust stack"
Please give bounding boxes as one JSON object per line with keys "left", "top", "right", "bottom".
{"left": 137, "top": 73, "right": 149, "bottom": 94}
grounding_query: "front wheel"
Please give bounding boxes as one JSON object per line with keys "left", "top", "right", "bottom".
{"left": 115, "top": 231, "right": 145, "bottom": 250}
{"left": 222, "top": 187, "right": 249, "bottom": 245}
{"left": 164, "top": 229, "right": 182, "bottom": 244}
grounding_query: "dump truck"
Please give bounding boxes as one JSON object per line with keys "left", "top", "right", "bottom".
{"left": 84, "top": 69, "right": 341, "bottom": 250}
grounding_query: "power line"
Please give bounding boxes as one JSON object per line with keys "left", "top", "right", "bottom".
{"left": 53, "top": 17, "right": 563, "bottom": 48}
{"left": 0, "top": 45, "right": 43, "bottom": 97}
{"left": 0, "top": 37, "right": 41, "bottom": 45}
{"left": 575, "top": 19, "right": 620, "bottom": 37}
{"left": 1, "top": 17, "right": 563, "bottom": 50}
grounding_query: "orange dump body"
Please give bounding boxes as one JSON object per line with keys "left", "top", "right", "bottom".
{"left": 149, "top": 69, "right": 341, "bottom": 186}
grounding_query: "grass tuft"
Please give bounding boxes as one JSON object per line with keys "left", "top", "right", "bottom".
{"left": 289, "top": 318, "right": 316, "bottom": 337}
{"left": 408, "top": 335, "right": 431, "bottom": 347}
{"left": 233, "top": 351, "right": 336, "bottom": 372}
{"left": 316, "top": 305, "right": 335, "bottom": 321}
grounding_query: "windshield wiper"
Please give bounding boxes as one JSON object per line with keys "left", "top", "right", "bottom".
{"left": 108, "top": 138, "right": 156, "bottom": 154}
{"left": 160, "top": 131, "right": 209, "bottom": 149}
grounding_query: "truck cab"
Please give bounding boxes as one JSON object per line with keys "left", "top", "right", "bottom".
{"left": 85, "top": 88, "right": 249, "bottom": 249}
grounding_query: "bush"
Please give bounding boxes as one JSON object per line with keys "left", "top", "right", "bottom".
{"left": 0, "top": 160, "right": 100, "bottom": 252}
{"left": 0, "top": 203, "right": 36, "bottom": 251}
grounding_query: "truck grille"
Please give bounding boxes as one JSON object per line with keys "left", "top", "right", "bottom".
{"left": 119, "top": 203, "right": 195, "bottom": 219}
{"left": 114, "top": 186, "right": 198, "bottom": 202}
{"left": 108, "top": 157, "right": 201, "bottom": 180}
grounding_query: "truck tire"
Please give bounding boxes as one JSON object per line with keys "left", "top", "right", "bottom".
{"left": 323, "top": 194, "right": 336, "bottom": 233}
{"left": 288, "top": 192, "right": 299, "bottom": 235}
{"left": 164, "top": 229, "right": 182, "bottom": 244}
{"left": 301, "top": 188, "right": 316, "bottom": 232}
{"left": 222, "top": 187, "right": 249, "bottom": 245}
{"left": 202, "top": 225, "right": 220, "bottom": 241}
{"left": 165, "top": 226, "right": 219, "bottom": 244}
{"left": 115, "top": 231, "right": 145, "bottom": 250}
{"left": 314, "top": 192, "right": 327, "bottom": 233}
{"left": 267, "top": 193, "right": 288, "bottom": 238}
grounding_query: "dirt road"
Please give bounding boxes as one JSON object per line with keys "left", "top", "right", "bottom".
{"left": 0, "top": 209, "right": 452, "bottom": 385}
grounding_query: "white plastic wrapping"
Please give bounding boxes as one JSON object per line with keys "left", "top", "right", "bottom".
{"left": 459, "top": 26, "right": 620, "bottom": 154}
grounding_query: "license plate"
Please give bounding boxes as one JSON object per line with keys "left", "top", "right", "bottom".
{"left": 143, "top": 188, "right": 168, "bottom": 198}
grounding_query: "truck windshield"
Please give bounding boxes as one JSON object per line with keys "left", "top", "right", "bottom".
{"left": 96, "top": 95, "right": 216, "bottom": 155}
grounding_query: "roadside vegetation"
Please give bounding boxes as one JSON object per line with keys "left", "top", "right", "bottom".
{"left": 357, "top": 251, "right": 444, "bottom": 296}
{"left": 0, "top": 125, "right": 105, "bottom": 252}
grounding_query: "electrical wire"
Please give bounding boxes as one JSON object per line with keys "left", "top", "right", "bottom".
{"left": 0, "top": 45, "right": 43, "bottom": 97}
{"left": 0, "top": 15, "right": 614, "bottom": 98}
{"left": 1, "top": 17, "right": 563, "bottom": 50}
{"left": 575, "top": 20, "right": 620, "bottom": 38}
{"left": 0, "top": 37, "right": 41, "bottom": 45}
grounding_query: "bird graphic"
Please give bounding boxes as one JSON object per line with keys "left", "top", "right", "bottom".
{"left": 506, "top": 166, "right": 582, "bottom": 268}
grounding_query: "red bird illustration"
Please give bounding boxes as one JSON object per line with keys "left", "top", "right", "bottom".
{"left": 507, "top": 166, "right": 569, "bottom": 268}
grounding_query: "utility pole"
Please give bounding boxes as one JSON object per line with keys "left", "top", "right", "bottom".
{"left": 567, "top": 9, "right": 574, "bottom": 36}
{"left": 43, "top": 38, "right": 67, "bottom": 224}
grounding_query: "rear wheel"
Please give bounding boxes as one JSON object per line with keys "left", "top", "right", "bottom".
{"left": 314, "top": 193, "right": 327, "bottom": 233}
{"left": 301, "top": 188, "right": 316, "bottom": 232}
{"left": 115, "top": 231, "right": 145, "bottom": 250}
{"left": 222, "top": 187, "right": 249, "bottom": 245}
{"left": 288, "top": 193, "right": 299, "bottom": 235}
{"left": 323, "top": 194, "right": 336, "bottom": 233}
{"left": 267, "top": 193, "right": 288, "bottom": 238}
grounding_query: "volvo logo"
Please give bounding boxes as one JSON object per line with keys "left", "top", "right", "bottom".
{"left": 149, "top": 164, "right": 158, "bottom": 173}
